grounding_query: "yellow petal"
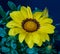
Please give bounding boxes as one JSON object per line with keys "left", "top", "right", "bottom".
{"left": 37, "top": 32, "right": 50, "bottom": 42}
{"left": 39, "top": 18, "right": 53, "bottom": 26}
{"left": 19, "top": 33, "right": 27, "bottom": 43}
{"left": 33, "top": 12, "right": 42, "bottom": 20}
{"left": 6, "top": 21, "right": 21, "bottom": 28}
{"left": 40, "top": 33, "right": 50, "bottom": 42}
{"left": 8, "top": 28, "right": 20, "bottom": 36}
{"left": 39, "top": 33, "right": 46, "bottom": 42}
{"left": 20, "top": 6, "right": 28, "bottom": 18}
{"left": 42, "top": 7, "right": 48, "bottom": 17}
{"left": 39, "top": 24, "right": 55, "bottom": 34}
{"left": 45, "top": 34, "right": 50, "bottom": 41}
{"left": 25, "top": 34, "right": 34, "bottom": 48}
{"left": 32, "top": 32, "right": 43, "bottom": 46}
{"left": 27, "top": 6, "right": 33, "bottom": 18}
{"left": 10, "top": 11, "right": 24, "bottom": 24}
{"left": 42, "top": 18, "right": 53, "bottom": 23}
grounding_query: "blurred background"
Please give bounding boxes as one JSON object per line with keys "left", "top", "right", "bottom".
{"left": 0, "top": 0, "right": 60, "bottom": 54}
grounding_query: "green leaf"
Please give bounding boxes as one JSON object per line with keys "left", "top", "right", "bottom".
{"left": 17, "top": 5, "right": 21, "bottom": 10}
{"left": 0, "top": 5, "right": 6, "bottom": 17}
{"left": 6, "top": 11, "right": 10, "bottom": 16}
{"left": 8, "top": 1, "right": 17, "bottom": 10}
{"left": 0, "top": 28, "right": 6, "bottom": 37}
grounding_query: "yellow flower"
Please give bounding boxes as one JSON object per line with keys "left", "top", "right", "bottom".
{"left": 6, "top": 6, "right": 55, "bottom": 48}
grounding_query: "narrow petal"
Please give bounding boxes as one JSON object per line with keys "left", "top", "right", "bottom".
{"left": 27, "top": 6, "right": 33, "bottom": 18}
{"left": 39, "top": 33, "right": 50, "bottom": 42}
{"left": 42, "top": 18, "right": 53, "bottom": 23}
{"left": 32, "top": 32, "right": 43, "bottom": 46}
{"left": 42, "top": 8, "right": 48, "bottom": 17}
{"left": 8, "top": 28, "right": 20, "bottom": 36}
{"left": 45, "top": 34, "right": 50, "bottom": 41}
{"left": 19, "top": 33, "right": 27, "bottom": 43}
{"left": 20, "top": 6, "right": 28, "bottom": 18}
{"left": 39, "top": 18, "right": 53, "bottom": 26}
{"left": 33, "top": 12, "right": 42, "bottom": 20}
{"left": 25, "top": 34, "right": 34, "bottom": 48}
{"left": 39, "top": 24, "right": 55, "bottom": 34}
{"left": 39, "top": 33, "right": 46, "bottom": 42}
{"left": 6, "top": 21, "right": 21, "bottom": 28}
{"left": 10, "top": 11, "right": 24, "bottom": 24}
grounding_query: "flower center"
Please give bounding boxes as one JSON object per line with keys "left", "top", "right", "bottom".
{"left": 22, "top": 19, "right": 40, "bottom": 32}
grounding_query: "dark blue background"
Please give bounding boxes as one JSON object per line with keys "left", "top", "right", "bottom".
{"left": 0, "top": 0, "right": 60, "bottom": 51}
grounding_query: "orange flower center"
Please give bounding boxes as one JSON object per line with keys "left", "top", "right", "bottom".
{"left": 22, "top": 19, "right": 40, "bottom": 32}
